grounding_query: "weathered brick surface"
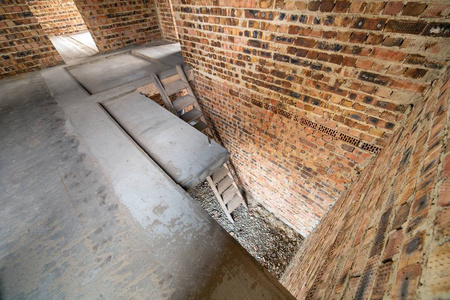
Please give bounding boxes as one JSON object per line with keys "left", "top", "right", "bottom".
{"left": 28, "top": 0, "right": 87, "bottom": 36}
{"left": 0, "top": 2, "right": 63, "bottom": 78}
{"left": 172, "top": 0, "right": 450, "bottom": 235}
{"left": 74, "top": 0, "right": 162, "bottom": 52}
{"left": 156, "top": 0, "right": 177, "bottom": 41}
{"left": 281, "top": 68, "right": 450, "bottom": 299}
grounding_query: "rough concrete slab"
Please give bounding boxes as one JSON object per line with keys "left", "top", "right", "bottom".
{"left": 50, "top": 35, "right": 97, "bottom": 64}
{"left": 133, "top": 43, "right": 184, "bottom": 66}
{"left": 66, "top": 53, "right": 167, "bottom": 94}
{"left": 0, "top": 72, "right": 50, "bottom": 113}
{"left": 0, "top": 56, "right": 296, "bottom": 298}
{"left": 69, "top": 31, "right": 98, "bottom": 52}
{"left": 103, "top": 93, "right": 229, "bottom": 189}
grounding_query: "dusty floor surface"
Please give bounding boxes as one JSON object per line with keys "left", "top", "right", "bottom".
{"left": 189, "top": 181, "right": 304, "bottom": 279}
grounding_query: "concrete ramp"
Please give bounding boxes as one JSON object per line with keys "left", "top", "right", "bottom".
{"left": 103, "top": 93, "right": 229, "bottom": 189}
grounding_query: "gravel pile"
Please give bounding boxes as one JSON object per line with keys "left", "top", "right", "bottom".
{"left": 189, "top": 181, "right": 304, "bottom": 279}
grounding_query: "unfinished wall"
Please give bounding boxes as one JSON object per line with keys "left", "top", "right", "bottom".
{"left": 74, "top": 0, "right": 162, "bottom": 52}
{"left": 156, "top": 0, "right": 178, "bottom": 41}
{"left": 281, "top": 67, "right": 449, "bottom": 299}
{"left": 172, "top": 0, "right": 450, "bottom": 235}
{"left": 0, "top": 2, "right": 63, "bottom": 78}
{"left": 27, "top": 0, "right": 87, "bottom": 36}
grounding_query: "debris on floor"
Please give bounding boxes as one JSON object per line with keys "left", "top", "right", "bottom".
{"left": 189, "top": 181, "right": 304, "bottom": 279}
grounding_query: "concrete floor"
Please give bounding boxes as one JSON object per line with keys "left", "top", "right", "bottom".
{"left": 49, "top": 31, "right": 98, "bottom": 64}
{"left": 0, "top": 43, "right": 294, "bottom": 299}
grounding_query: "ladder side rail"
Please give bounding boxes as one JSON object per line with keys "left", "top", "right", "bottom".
{"left": 206, "top": 176, "right": 234, "bottom": 223}
{"left": 151, "top": 73, "right": 177, "bottom": 115}
{"left": 176, "top": 65, "right": 213, "bottom": 143}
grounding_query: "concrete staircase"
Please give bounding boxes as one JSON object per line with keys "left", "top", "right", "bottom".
{"left": 151, "top": 65, "right": 210, "bottom": 137}
{"left": 152, "top": 66, "right": 247, "bottom": 222}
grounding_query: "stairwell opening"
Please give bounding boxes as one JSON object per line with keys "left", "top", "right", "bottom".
{"left": 138, "top": 73, "right": 304, "bottom": 280}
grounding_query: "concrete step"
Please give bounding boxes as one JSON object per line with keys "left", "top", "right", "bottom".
{"left": 180, "top": 108, "right": 202, "bottom": 123}
{"left": 164, "top": 79, "right": 187, "bottom": 96}
{"left": 173, "top": 94, "right": 196, "bottom": 112}
{"left": 227, "top": 194, "right": 243, "bottom": 213}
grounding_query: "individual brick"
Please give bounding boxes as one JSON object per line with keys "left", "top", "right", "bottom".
{"left": 422, "top": 22, "right": 450, "bottom": 37}
{"left": 442, "top": 152, "right": 450, "bottom": 178}
{"left": 422, "top": 3, "right": 450, "bottom": 18}
{"left": 382, "top": 229, "right": 404, "bottom": 261}
{"left": 383, "top": 1, "right": 404, "bottom": 15}
{"left": 371, "top": 261, "right": 394, "bottom": 299}
{"left": 402, "top": 2, "right": 428, "bottom": 16}
{"left": 393, "top": 264, "right": 422, "bottom": 299}
{"left": 385, "top": 20, "right": 426, "bottom": 34}
{"left": 392, "top": 202, "right": 411, "bottom": 229}
{"left": 359, "top": 71, "right": 390, "bottom": 86}
{"left": 438, "top": 178, "right": 450, "bottom": 207}
{"left": 382, "top": 37, "right": 403, "bottom": 47}
{"left": 334, "top": 1, "right": 350, "bottom": 13}
{"left": 434, "top": 207, "right": 450, "bottom": 238}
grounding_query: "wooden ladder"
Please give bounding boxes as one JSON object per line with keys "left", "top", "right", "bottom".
{"left": 151, "top": 66, "right": 247, "bottom": 222}
{"left": 151, "top": 65, "right": 211, "bottom": 137}
{"left": 206, "top": 163, "right": 247, "bottom": 223}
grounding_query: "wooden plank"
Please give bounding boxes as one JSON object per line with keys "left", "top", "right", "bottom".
{"left": 217, "top": 176, "right": 233, "bottom": 194}
{"left": 206, "top": 176, "right": 234, "bottom": 223}
{"left": 175, "top": 65, "right": 212, "bottom": 144}
{"left": 193, "top": 121, "right": 208, "bottom": 133}
{"left": 173, "top": 94, "right": 195, "bottom": 112}
{"left": 164, "top": 79, "right": 187, "bottom": 96}
{"left": 137, "top": 69, "right": 193, "bottom": 97}
{"left": 222, "top": 185, "right": 238, "bottom": 204}
{"left": 180, "top": 108, "right": 202, "bottom": 123}
{"left": 151, "top": 73, "right": 177, "bottom": 115}
{"left": 176, "top": 65, "right": 195, "bottom": 96}
{"left": 227, "top": 194, "right": 243, "bottom": 213}
{"left": 212, "top": 166, "right": 229, "bottom": 184}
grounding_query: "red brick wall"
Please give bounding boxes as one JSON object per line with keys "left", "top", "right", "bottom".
{"left": 281, "top": 67, "right": 450, "bottom": 299}
{"left": 156, "top": 0, "right": 178, "bottom": 41}
{"left": 0, "top": 2, "right": 63, "bottom": 78}
{"left": 28, "top": 0, "right": 87, "bottom": 36}
{"left": 74, "top": 0, "right": 162, "bottom": 52}
{"left": 172, "top": 0, "right": 450, "bottom": 235}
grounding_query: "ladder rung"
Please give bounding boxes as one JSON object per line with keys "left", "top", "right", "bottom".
{"left": 222, "top": 185, "right": 238, "bottom": 204}
{"left": 212, "top": 166, "right": 229, "bottom": 184}
{"left": 164, "top": 80, "right": 187, "bottom": 96}
{"left": 173, "top": 94, "right": 196, "bottom": 112}
{"left": 180, "top": 108, "right": 202, "bottom": 123}
{"left": 217, "top": 176, "right": 233, "bottom": 194}
{"left": 227, "top": 194, "right": 243, "bottom": 213}
{"left": 193, "top": 121, "right": 208, "bottom": 133}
